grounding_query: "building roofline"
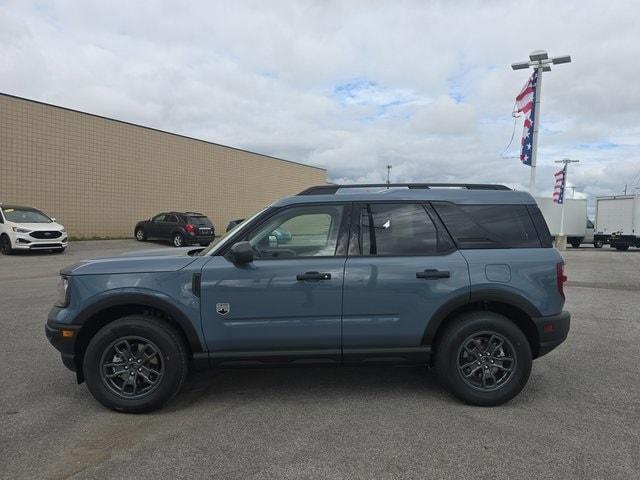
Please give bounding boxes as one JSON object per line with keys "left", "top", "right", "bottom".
{"left": 0, "top": 92, "right": 326, "bottom": 172}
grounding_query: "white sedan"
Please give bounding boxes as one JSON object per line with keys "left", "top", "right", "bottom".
{"left": 0, "top": 204, "right": 68, "bottom": 254}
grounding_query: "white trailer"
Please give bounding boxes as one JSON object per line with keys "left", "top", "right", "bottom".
{"left": 535, "top": 197, "right": 593, "bottom": 248}
{"left": 594, "top": 195, "right": 640, "bottom": 250}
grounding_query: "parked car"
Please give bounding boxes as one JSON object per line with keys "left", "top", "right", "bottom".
{"left": 134, "top": 212, "right": 214, "bottom": 247}
{"left": 0, "top": 204, "right": 68, "bottom": 254}
{"left": 226, "top": 218, "right": 244, "bottom": 232}
{"left": 46, "top": 183, "right": 570, "bottom": 412}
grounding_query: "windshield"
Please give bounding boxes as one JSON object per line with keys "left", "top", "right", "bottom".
{"left": 3, "top": 207, "right": 52, "bottom": 223}
{"left": 200, "top": 207, "right": 269, "bottom": 256}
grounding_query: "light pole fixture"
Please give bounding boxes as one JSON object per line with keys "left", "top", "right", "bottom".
{"left": 511, "top": 50, "right": 572, "bottom": 194}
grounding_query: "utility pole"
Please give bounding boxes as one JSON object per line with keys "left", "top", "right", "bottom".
{"left": 512, "top": 50, "right": 572, "bottom": 194}
{"left": 555, "top": 158, "right": 579, "bottom": 249}
{"left": 386, "top": 165, "right": 392, "bottom": 187}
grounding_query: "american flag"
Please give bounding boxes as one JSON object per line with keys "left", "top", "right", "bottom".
{"left": 515, "top": 70, "right": 538, "bottom": 166}
{"left": 553, "top": 166, "right": 567, "bottom": 204}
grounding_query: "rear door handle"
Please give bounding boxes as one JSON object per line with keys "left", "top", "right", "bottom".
{"left": 416, "top": 269, "right": 450, "bottom": 279}
{"left": 296, "top": 271, "right": 332, "bottom": 281}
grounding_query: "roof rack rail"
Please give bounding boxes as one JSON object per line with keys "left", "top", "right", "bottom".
{"left": 297, "top": 183, "right": 511, "bottom": 195}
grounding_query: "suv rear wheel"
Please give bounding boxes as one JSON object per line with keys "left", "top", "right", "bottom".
{"left": 172, "top": 233, "right": 185, "bottom": 247}
{"left": 435, "top": 311, "right": 532, "bottom": 406}
{"left": 83, "top": 315, "right": 188, "bottom": 413}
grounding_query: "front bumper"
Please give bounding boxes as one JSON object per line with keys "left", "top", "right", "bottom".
{"left": 13, "top": 232, "right": 68, "bottom": 250}
{"left": 45, "top": 310, "right": 80, "bottom": 373}
{"left": 532, "top": 310, "right": 571, "bottom": 358}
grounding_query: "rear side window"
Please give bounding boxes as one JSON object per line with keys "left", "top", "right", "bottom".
{"left": 433, "top": 203, "right": 542, "bottom": 249}
{"left": 354, "top": 203, "right": 451, "bottom": 256}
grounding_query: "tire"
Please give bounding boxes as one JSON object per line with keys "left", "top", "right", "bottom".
{"left": 83, "top": 315, "right": 188, "bottom": 413}
{"left": 0, "top": 234, "right": 14, "bottom": 255}
{"left": 172, "top": 233, "right": 185, "bottom": 247}
{"left": 615, "top": 245, "right": 630, "bottom": 251}
{"left": 135, "top": 228, "right": 146, "bottom": 242}
{"left": 593, "top": 241, "right": 603, "bottom": 249}
{"left": 570, "top": 241, "right": 580, "bottom": 248}
{"left": 435, "top": 311, "right": 532, "bottom": 406}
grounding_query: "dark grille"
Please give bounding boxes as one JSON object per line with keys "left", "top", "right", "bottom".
{"left": 30, "top": 243, "right": 62, "bottom": 249}
{"left": 30, "top": 231, "right": 62, "bottom": 239}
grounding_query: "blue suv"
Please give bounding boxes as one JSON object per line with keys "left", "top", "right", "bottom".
{"left": 46, "top": 184, "right": 570, "bottom": 412}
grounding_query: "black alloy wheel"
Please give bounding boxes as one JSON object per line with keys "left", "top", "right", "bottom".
{"left": 100, "top": 336, "right": 164, "bottom": 399}
{"left": 457, "top": 332, "right": 516, "bottom": 392}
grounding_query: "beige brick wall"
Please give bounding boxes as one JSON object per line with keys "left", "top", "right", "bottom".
{"left": 0, "top": 94, "right": 326, "bottom": 238}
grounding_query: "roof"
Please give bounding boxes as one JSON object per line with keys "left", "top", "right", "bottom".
{"left": 272, "top": 184, "right": 536, "bottom": 207}
{"left": 0, "top": 92, "right": 326, "bottom": 173}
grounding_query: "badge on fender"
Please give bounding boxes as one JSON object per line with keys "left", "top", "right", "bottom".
{"left": 216, "top": 303, "right": 230, "bottom": 315}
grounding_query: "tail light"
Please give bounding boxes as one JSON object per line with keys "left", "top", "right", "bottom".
{"left": 556, "top": 262, "right": 567, "bottom": 298}
{"left": 185, "top": 224, "right": 195, "bottom": 235}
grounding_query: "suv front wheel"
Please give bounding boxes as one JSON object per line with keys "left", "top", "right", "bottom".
{"left": 435, "top": 311, "right": 532, "bottom": 406}
{"left": 83, "top": 315, "right": 188, "bottom": 413}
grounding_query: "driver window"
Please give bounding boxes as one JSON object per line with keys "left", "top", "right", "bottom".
{"left": 247, "top": 205, "right": 344, "bottom": 258}
{"left": 152, "top": 214, "right": 166, "bottom": 223}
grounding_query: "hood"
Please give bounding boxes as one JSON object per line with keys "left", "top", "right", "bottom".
{"left": 8, "top": 221, "right": 64, "bottom": 231}
{"left": 61, "top": 247, "right": 202, "bottom": 276}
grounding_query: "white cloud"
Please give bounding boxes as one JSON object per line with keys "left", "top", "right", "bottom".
{"left": 1, "top": 0, "right": 639, "bottom": 206}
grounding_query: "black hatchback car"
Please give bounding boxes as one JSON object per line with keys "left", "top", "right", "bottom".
{"left": 134, "top": 212, "right": 214, "bottom": 247}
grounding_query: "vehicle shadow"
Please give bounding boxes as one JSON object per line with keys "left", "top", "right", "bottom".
{"left": 171, "top": 365, "right": 448, "bottom": 410}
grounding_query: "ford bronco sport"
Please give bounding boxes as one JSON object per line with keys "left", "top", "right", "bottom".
{"left": 46, "top": 184, "right": 570, "bottom": 412}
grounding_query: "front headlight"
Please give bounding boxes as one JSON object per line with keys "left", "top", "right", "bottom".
{"left": 55, "top": 276, "right": 70, "bottom": 307}
{"left": 12, "top": 227, "right": 30, "bottom": 234}
{"left": 61, "top": 228, "right": 66, "bottom": 234}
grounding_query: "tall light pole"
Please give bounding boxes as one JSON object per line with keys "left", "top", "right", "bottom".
{"left": 512, "top": 50, "right": 571, "bottom": 194}
{"left": 555, "top": 158, "right": 579, "bottom": 241}
{"left": 386, "top": 165, "right": 392, "bottom": 187}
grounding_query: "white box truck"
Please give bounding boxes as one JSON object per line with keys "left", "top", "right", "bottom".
{"left": 594, "top": 195, "right": 640, "bottom": 250}
{"left": 535, "top": 197, "right": 594, "bottom": 248}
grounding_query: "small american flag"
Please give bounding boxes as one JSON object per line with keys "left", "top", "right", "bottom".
{"left": 553, "top": 166, "right": 567, "bottom": 204}
{"left": 515, "top": 70, "right": 538, "bottom": 166}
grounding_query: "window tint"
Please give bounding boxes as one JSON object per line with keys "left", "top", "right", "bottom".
{"left": 189, "top": 216, "right": 212, "bottom": 226}
{"left": 165, "top": 215, "right": 178, "bottom": 223}
{"left": 357, "top": 204, "right": 440, "bottom": 256}
{"left": 433, "top": 203, "right": 541, "bottom": 249}
{"left": 247, "top": 205, "right": 345, "bottom": 258}
{"left": 528, "top": 205, "right": 553, "bottom": 248}
{"left": 152, "top": 214, "right": 166, "bottom": 223}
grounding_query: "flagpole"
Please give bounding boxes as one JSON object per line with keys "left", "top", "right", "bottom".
{"left": 511, "top": 50, "right": 572, "bottom": 195}
{"left": 554, "top": 159, "right": 579, "bottom": 249}
{"left": 529, "top": 65, "right": 543, "bottom": 194}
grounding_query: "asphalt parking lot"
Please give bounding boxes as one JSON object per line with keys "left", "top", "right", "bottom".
{"left": 1, "top": 240, "right": 639, "bottom": 479}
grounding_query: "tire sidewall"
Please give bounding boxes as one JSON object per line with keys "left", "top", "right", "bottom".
{"left": 436, "top": 312, "right": 532, "bottom": 406}
{"left": 83, "top": 316, "right": 187, "bottom": 413}
{"left": 0, "top": 234, "right": 13, "bottom": 255}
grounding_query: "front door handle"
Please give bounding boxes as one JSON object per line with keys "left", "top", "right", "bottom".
{"left": 296, "top": 271, "right": 332, "bottom": 281}
{"left": 416, "top": 269, "right": 450, "bottom": 279}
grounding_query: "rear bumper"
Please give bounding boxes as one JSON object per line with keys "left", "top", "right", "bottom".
{"left": 532, "top": 310, "right": 570, "bottom": 358}
{"left": 185, "top": 234, "right": 214, "bottom": 245}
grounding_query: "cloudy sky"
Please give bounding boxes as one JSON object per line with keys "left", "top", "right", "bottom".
{"left": 1, "top": 1, "right": 639, "bottom": 204}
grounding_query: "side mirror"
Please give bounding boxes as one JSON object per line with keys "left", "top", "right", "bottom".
{"left": 51, "top": 218, "right": 56, "bottom": 222}
{"left": 229, "top": 241, "right": 254, "bottom": 265}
